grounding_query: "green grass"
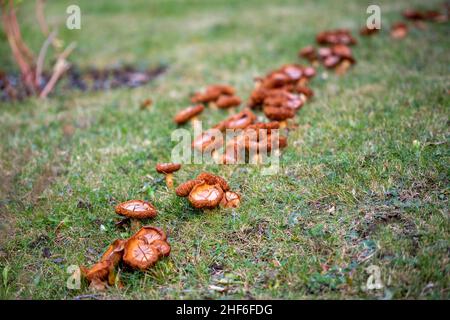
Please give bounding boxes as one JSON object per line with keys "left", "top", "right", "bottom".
{"left": 0, "top": 0, "right": 449, "bottom": 299}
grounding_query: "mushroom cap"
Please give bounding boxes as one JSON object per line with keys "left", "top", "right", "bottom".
{"left": 263, "top": 106, "right": 295, "bottom": 121}
{"left": 188, "top": 181, "right": 224, "bottom": 209}
{"left": 303, "top": 66, "right": 316, "bottom": 78}
{"left": 175, "top": 178, "right": 204, "bottom": 197}
{"left": 391, "top": 22, "right": 408, "bottom": 39}
{"left": 196, "top": 172, "right": 230, "bottom": 192}
{"left": 122, "top": 226, "right": 170, "bottom": 270}
{"left": 133, "top": 226, "right": 167, "bottom": 243}
{"left": 174, "top": 105, "right": 204, "bottom": 124}
{"left": 191, "top": 84, "right": 235, "bottom": 103}
{"left": 299, "top": 45, "right": 317, "bottom": 61}
{"left": 216, "top": 95, "right": 242, "bottom": 109}
{"left": 100, "top": 239, "right": 126, "bottom": 266}
{"left": 115, "top": 200, "right": 157, "bottom": 219}
{"left": 123, "top": 237, "right": 160, "bottom": 270}
{"left": 323, "top": 55, "right": 341, "bottom": 69}
{"left": 220, "top": 191, "right": 241, "bottom": 208}
{"left": 263, "top": 91, "right": 303, "bottom": 111}
{"left": 156, "top": 162, "right": 181, "bottom": 174}
{"left": 192, "top": 129, "right": 224, "bottom": 151}
{"left": 331, "top": 44, "right": 353, "bottom": 60}
{"left": 82, "top": 260, "right": 113, "bottom": 282}
{"left": 215, "top": 109, "right": 256, "bottom": 131}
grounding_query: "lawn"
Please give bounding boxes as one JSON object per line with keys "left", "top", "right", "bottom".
{"left": 0, "top": 0, "right": 449, "bottom": 299}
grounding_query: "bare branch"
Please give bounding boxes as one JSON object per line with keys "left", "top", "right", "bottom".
{"left": 36, "top": 30, "right": 56, "bottom": 86}
{"left": 39, "top": 42, "right": 77, "bottom": 99}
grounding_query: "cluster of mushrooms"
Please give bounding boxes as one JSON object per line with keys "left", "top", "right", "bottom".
{"left": 82, "top": 211, "right": 170, "bottom": 291}
{"left": 299, "top": 29, "right": 357, "bottom": 75}
{"left": 82, "top": 169, "right": 237, "bottom": 291}
{"left": 175, "top": 172, "right": 240, "bottom": 209}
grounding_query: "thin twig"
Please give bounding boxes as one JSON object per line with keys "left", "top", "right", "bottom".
{"left": 35, "top": 30, "right": 56, "bottom": 87}
{"left": 39, "top": 42, "right": 76, "bottom": 98}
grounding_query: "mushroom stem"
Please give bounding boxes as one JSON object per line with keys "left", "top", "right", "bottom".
{"left": 191, "top": 116, "right": 201, "bottom": 131}
{"left": 165, "top": 173, "right": 174, "bottom": 189}
{"left": 227, "top": 108, "right": 235, "bottom": 115}
{"left": 212, "top": 150, "right": 220, "bottom": 163}
{"left": 130, "top": 219, "right": 141, "bottom": 233}
{"left": 209, "top": 102, "right": 218, "bottom": 110}
{"left": 279, "top": 120, "right": 288, "bottom": 129}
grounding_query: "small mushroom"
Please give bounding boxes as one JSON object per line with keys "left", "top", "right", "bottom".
{"left": 191, "top": 84, "right": 236, "bottom": 105}
{"left": 263, "top": 106, "right": 295, "bottom": 128}
{"left": 360, "top": 26, "right": 379, "bottom": 36}
{"left": 156, "top": 163, "right": 181, "bottom": 189}
{"left": 216, "top": 95, "right": 241, "bottom": 112}
{"left": 174, "top": 104, "right": 204, "bottom": 128}
{"left": 214, "top": 109, "right": 256, "bottom": 131}
{"left": 220, "top": 191, "right": 241, "bottom": 208}
{"left": 391, "top": 22, "right": 408, "bottom": 39}
{"left": 115, "top": 200, "right": 157, "bottom": 231}
{"left": 299, "top": 45, "right": 317, "bottom": 63}
{"left": 188, "top": 181, "right": 224, "bottom": 209}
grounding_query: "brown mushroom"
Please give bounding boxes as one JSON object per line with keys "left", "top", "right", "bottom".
{"left": 316, "top": 29, "right": 357, "bottom": 46}
{"left": 216, "top": 95, "right": 241, "bottom": 110}
{"left": 156, "top": 163, "right": 181, "bottom": 189}
{"left": 122, "top": 226, "right": 171, "bottom": 271}
{"left": 192, "top": 129, "right": 223, "bottom": 162}
{"left": 263, "top": 106, "right": 295, "bottom": 128}
{"left": 214, "top": 109, "right": 256, "bottom": 131}
{"left": 188, "top": 181, "right": 224, "bottom": 209}
{"left": 115, "top": 200, "right": 157, "bottom": 231}
{"left": 122, "top": 237, "right": 160, "bottom": 270}
{"left": 191, "top": 84, "right": 235, "bottom": 104}
{"left": 299, "top": 45, "right": 317, "bottom": 62}
{"left": 81, "top": 239, "right": 126, "bottom": 290}
{"left": 220, "top": 191, "right": 241, "bottom": 208}
{"left": 391, "top": 22, "right": 408, "bottom": 39}
{"left": 174, "top": 104, "right": 204, "bottom": 127}
{"left": 197, "top": 172, "right": 230, "bottom": 192}
{"left": 175, "top": 178, "right": 204, "bottom": 197}
{"left": 360, "top": 26, "right": 379, "bottom": 36}
{"left": 100, "top": 239, "right": 126, "bottom": 266}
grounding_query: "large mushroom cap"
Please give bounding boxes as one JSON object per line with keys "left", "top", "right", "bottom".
{"left": 174, "top": 105, "right": 204, "bottom": 124}
{"left": 123, "top": 237, "right": 160, "bottom": 270}
{"left": 156, "top": 163, "right": 181, "bottom": 174}
{"left": 115, "top": 200, "right": 157, "bottom": 219}
{"left": 188, "top": 181, "right": 224, "bottom": 209}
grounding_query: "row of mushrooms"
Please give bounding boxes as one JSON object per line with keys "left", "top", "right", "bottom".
{"left": 83, "top": 4, "right": 446, "bottom": 292}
